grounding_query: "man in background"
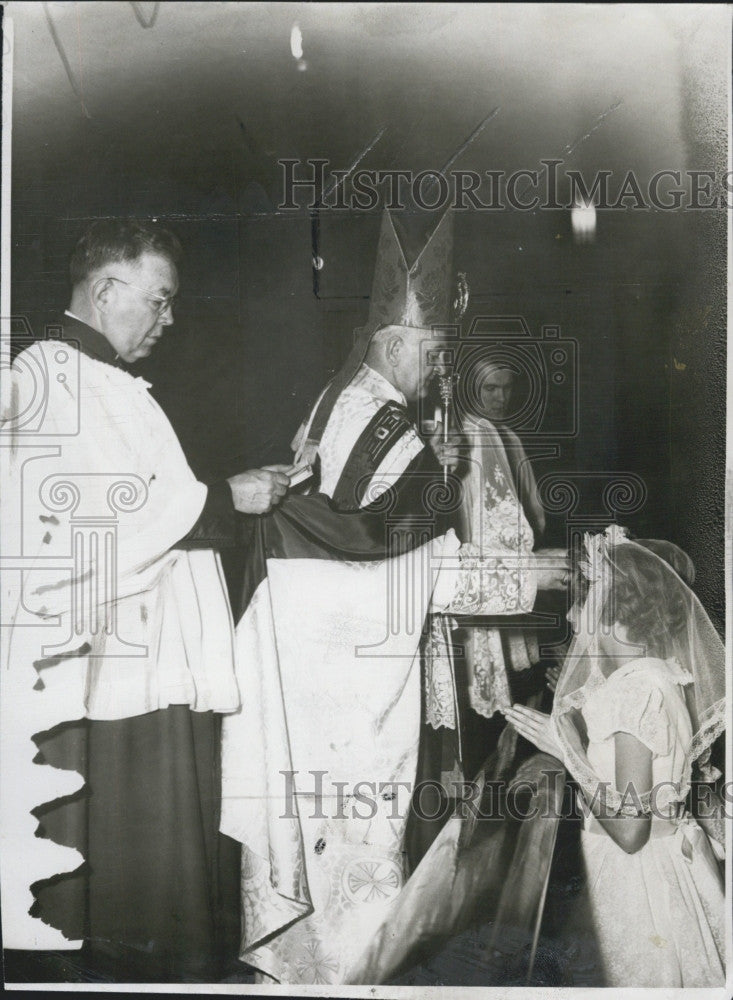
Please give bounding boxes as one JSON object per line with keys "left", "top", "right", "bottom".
{"left": 454, "top": 354, "right": 549, "bottom": 779}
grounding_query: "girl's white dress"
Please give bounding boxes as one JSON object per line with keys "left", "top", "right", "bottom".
{"left": 577, "top": 656, "right": 724, "bottom": 987}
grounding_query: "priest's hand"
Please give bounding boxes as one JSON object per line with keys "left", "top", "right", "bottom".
{"left": 503, "top": 704, "right": 564, "bottom": 761}
{"left": 534, "top": 547, "right": 569, "bottom": 591}
{"left": 227, "top": 466, "right": 290, "bottom": 514}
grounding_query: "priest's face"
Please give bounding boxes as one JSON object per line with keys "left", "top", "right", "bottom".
{"left": 100, "top": 252, "right": 179, "bottom": 363}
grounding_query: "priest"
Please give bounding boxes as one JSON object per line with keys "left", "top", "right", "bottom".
{"left": 1, "top": 219, "right": 290, "bottom": 982}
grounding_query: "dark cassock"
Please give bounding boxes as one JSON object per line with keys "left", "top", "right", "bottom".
{"left": 220, "top": 208, "right": 544, "bottom": 985}
{"left": 1, "top": 314, "right": 242, "bottom": 982}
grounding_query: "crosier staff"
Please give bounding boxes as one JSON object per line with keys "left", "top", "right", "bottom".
{"left": 435, "top": 271, "right": 469, "bottom": 483}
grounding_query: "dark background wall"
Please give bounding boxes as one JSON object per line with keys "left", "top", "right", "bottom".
{"left": 6, "top": 2, "right": 728, "bottom": 626}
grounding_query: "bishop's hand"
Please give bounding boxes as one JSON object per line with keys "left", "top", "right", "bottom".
{"left": 227, "top": 466, "right": 291, "bottom": 514}
{"left": 534, "top": 547, "right": 570, "bottom": 591}
{"left": 429, "top": 422, "right": 463, "bottom": 471}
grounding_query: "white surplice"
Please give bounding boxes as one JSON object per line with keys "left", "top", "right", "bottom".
{"left": 1, "top": 338, "right": 239, "bottom": 949}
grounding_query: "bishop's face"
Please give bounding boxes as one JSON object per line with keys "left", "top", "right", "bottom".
{"left": 99, "top": 252, "right": 179, "bottom": 363}
{"left": 392, "top": 326, "right": 440, "bottom": 403}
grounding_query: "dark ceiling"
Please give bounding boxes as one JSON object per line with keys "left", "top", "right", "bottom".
{"left": 4, "top": 2, "right": 730, "bottom": 621}
{"left": 8, "top": 4, "right": 713, "bottom": 184}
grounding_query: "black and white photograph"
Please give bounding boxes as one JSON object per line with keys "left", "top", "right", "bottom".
{"left": 0, "top": 2, "right": 730, "bottom": 993}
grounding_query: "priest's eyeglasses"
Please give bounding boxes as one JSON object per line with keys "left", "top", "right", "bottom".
{"left": 107, "top": 276, "right": 177, "bottom": 316}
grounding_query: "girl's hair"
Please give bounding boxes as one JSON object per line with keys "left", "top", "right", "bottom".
{"left": 570, "top": 535, "right": 694, "bottom": 658}
{"left": 605, "top": 544, "right": 690, "bottom": 657}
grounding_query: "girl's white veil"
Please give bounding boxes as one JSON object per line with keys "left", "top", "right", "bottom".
{"left": 551, "top": 525, "right": 725, "bottom": 816}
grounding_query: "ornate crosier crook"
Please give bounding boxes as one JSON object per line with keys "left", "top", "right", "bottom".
{"left": 453, "top": 272, "right": 469, "bottom": 322}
